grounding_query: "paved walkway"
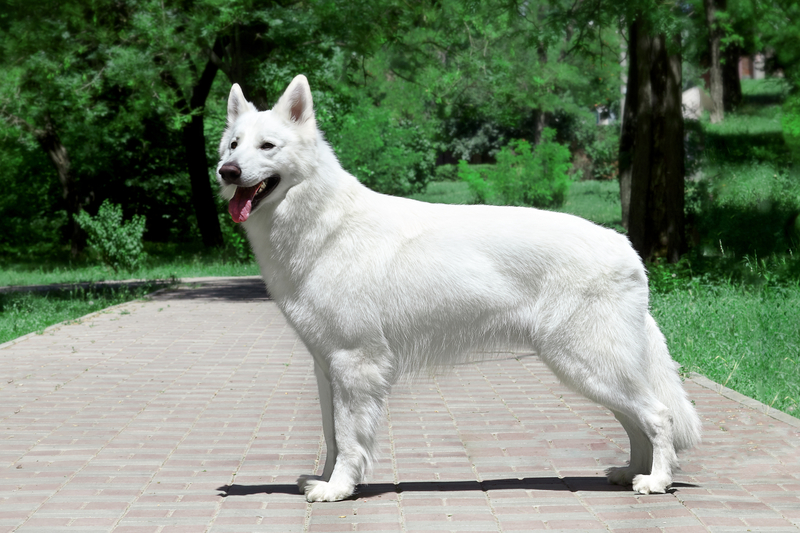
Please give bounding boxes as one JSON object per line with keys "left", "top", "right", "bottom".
{"left": 1, "top": 277, "right": 799, "bottom": 533}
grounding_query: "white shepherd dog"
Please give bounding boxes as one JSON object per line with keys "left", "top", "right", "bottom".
{"left": 216, "top": 75, "right": 702, "bottom": 502}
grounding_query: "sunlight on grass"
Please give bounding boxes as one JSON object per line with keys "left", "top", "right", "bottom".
{"left": 411, "top": 178, "right": 623, "bottom": 229}
{"left": 0, "top": 282, "right": 175, "bottom": 345}
{"left": 0, "top": 249, "right": 259, "bottom": 287}
{"left": 652, "top": 282, "right": 800, "bottom": 417}
{"left": 554, "top": 179, "right": 622, "bottom": 229}
{"left": 409, "top": 180, "right": 474, "bottom": 205}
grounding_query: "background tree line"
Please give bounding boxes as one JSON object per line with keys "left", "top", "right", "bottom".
{"left": 1, "top": 0, "right": 797, "bottom": 264}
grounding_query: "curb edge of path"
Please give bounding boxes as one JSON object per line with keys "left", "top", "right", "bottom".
{"left": 688, "top": 371, "right": 800, "bottom": 428}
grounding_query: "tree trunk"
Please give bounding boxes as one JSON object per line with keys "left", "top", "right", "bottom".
{"left": 618, "top": 18, "right": 686, "bottom": 263}
{"left": 184, "top": 51, "right": 224, "bottom": 248}
{"left": 164, "top": 45, "right": 225, "bottom": 248}
{"left": 214, "top": 23, "right": 275, "bottom": 110}
{"left": 532, "top": 26, "right": 548, "bottom": 145}
{"left": 42, "top": 118, "right": 82, "bottom": 256}
{"left": 618, "top": 21, "right": 637, "bottom": 231}
{"left": 704, "top": 0, "right": 724, "bottom": 123}
{"left": 722, "top": 41, "right": 742, "bottom": 111}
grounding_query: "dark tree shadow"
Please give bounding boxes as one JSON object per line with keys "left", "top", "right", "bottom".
{"left": 216, "top": 477, "right": 697, "bottom": 499}
{"left": 150, "top": 277, "right": 270, "bottom": 302}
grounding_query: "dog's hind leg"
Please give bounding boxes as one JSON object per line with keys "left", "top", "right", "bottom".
{"left": 606, "top": 409, "right": 653, "bottom": 485}
{"left": 298, "top": 349, "right": 391, "bottom": 502}
{"left": 575, "top": 373, "right": 678, "bottom": 494}
{"left": 538, "top": 327, "right": 678, "bottom": 493}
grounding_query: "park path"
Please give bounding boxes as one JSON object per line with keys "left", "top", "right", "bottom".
{"left": 1, "top": 277, "right": 799, "bottom": 533}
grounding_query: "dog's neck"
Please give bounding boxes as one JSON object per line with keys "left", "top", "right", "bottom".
{"left": 244, "top": 129, "right": 367, "bottom": 298}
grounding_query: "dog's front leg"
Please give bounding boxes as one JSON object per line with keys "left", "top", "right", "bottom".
{"left": 299, "top": 360, "right": 338, "bottom": 483}
{"left": 297, "top": 349, "right": 390, "bottom": 502}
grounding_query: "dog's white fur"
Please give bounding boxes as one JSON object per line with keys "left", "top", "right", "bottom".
{"left": 216, "top": 75, "right": 702, "bottom": 502}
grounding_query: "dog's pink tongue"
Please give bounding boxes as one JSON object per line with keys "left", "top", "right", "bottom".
{"left": 229, "top": 184, "right": 260, "bottom": 223}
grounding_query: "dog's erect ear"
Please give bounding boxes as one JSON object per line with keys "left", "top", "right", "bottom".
{"left": 273, "top": 75, "right": 315, "bottom": 127}
{"left": 227, "top": 84, "right": 254, "bottom": 125}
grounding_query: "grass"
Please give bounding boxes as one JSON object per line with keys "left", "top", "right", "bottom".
{"left": 408, "top": 180, "right": 475, "bottom": 205}
{"left": 554, "top": 179, "right": 622, "bottom": 230}
{"left": 0, "top": 243, "right": 259, "bottom": 287}
{"left": 411, "top": 178, "right": 624, "bottom": 229}
{"left": 0, "top": 282, "right": 175, "bottom": 345}
{"left": 652, "top": 280, "right": 800, "bottom": 417}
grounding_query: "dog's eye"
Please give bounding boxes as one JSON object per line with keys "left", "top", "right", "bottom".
{"left": 261, "top": 142, "right": 275, "bottom": 150}
{"left": 230, "top": 141, "right": 238, "bottom": 150}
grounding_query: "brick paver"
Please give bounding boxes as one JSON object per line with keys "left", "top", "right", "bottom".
{"left": 2, "top": 277, "right": 799, "bottom": 532}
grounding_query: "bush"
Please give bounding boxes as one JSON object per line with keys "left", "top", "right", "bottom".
{"left": 74, "top": 200, "right": 147, "bottom": 273}
{"left": 585, "top": 127, "right": 620, "bottom": 180}
{"left": 219, "top": 213, "right": 254, "bottom": 263}
{"left": 459, "top": 129, "right": 573, "bottom": 207}
{"left": 333, "top": 100, "right": 436, "bottom": 196}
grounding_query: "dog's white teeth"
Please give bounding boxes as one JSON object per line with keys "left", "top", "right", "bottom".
{"left": 256, "top": 182, "right": 266, "bottom": 194}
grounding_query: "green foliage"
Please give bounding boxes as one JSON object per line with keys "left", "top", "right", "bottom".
{"left": 459, "top": 161, "right": 493, "bottom": 204}
{"left": 459, "top": 129, "right": 572, "bottom": 207}
{"left": 415, "top": 175, "right": 622, "bottom": 228}
{"left": 74, "top": 200, "right": 147, "bottom": 273}
{"left": 566, "top": 113, "right": 621, "bottom": 180}
{"left": 434, "top": 164, "right": 460, "bottom": 182}
{"left": 219, "top": 213, "right": 255, "bottom": 263}
{"left": 554, "top": 179, "right": 622, "bottom": 229}
{"left": 783, "top": 93, "right": 800, "bottom": 151}
{"left": 333, "top": 99, "right": 436, "bottom": 196}
{"left": 584, "top": 127, "right": 620, "bottom": 180}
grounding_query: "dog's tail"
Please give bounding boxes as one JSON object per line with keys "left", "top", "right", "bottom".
{"left": 645, "top": 313, "right": 702, "bottom": 452}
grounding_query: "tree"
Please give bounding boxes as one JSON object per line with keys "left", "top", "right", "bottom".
{"left": 0, "top": 0, "right": 227, "bottom": 250}
{"left": 619, "top": 17, "right": 686, "bottom": 263}
{"left": 703, "top": 0, "right": 726, "bottom": 123}
{"left": 0, "top": 0, "right": 124, "bottom": 255}
{"left": 0, "top": 110, "right": 81, "bottom": 255}
{"left": 546, "top": 0, "right": 687, "bottom": 262}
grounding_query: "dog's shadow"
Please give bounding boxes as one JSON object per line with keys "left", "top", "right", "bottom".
{"left": 217, "top": 477, "right": 696, "bottom": 498}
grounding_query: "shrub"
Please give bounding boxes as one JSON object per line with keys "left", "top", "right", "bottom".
{"left": 333, "top": 100, "right": 436, "bottom": 196}
{"left": 74, "top": 200, "right": 147, "bottom": 273}
{"left": 585, "top": 127, "right": 620, "bottom": 180}
{"left": 459, "top": 129, "right": 573, "bottom": 208}
{"left": 219, "top": 213, "right": 254, "bottom": 263}
{"left": 783, "top": 91, "right": 800, "bottom": 153}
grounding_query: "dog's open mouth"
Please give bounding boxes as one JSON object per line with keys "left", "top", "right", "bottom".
{"left": 228, "top": 175, "right": 281, "bottom": 223}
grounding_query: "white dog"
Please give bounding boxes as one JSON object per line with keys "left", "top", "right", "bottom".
{"left": 216, "top": 75, "right": 702, "bottom": 502}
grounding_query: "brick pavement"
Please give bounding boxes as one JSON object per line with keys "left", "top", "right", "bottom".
{"left": 1, "top": 276, "right": 799, "bottom": 533}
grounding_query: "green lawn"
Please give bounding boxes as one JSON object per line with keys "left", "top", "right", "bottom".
{"left": 653, "top": 282, "right": 799, "bottom": 417}
{"left": 0, "top": 245, "right": 257, "bottom": 344}
{"left": 0, "top": 244, "right": 259, "bottom": 287}
{"left": 0, "top": 282, "right": 175, "bottom": 345}
{"left": 411, "top": 178, "right": 623, "bottom": 229}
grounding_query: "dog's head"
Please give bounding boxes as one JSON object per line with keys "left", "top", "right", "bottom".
{"left": 217, "top": 75, "right": 318, "bottom": 223}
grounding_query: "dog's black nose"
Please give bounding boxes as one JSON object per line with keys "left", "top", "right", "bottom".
{"left": 219, "top": 163, "right": 242, "bottom": 184}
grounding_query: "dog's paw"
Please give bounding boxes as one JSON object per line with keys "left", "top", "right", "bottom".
{"left": 606, "top": 466, "right": 639, "bottom": 486}
{"left": 297, "top": 475, "right": 324, "bottom": 494}
{"left": 631, "top": 474, "right": 670, "bottom": 495}
{"left": 297, "top": 475, "right": 354, "bottom": 502}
